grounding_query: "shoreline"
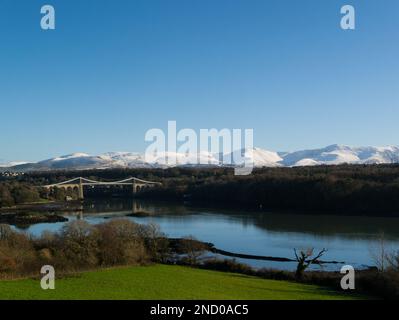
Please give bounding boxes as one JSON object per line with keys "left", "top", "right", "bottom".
{"left": 0, "top": 200, "right": 83, "bottom": 213}
{"left": 3, "top": 196, "right": 399, "bottom": 218}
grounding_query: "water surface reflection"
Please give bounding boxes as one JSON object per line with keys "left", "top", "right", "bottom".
{"left": 17, "top": 199, "right": 399, "bottom": 271}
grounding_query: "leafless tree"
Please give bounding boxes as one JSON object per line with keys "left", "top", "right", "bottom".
{"left": 181, "top": 236, "right": 207, "bottom": 265}
{"left": 0, "top": 224, "right": 13, "bottom": 241}
{"left": 386, "top": 250, "right": 399, "bottom": 271}
{"left": 369, "top": 232, "right": 389, "bottom": 272}
{"left": 294, "top": 248, "right": 327, "bottom": 280}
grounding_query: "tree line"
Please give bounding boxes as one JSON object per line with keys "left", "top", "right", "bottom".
{"left": 3, "top": 164, "right": 399, "bottom": 214}
{"left": 0, "top": 219, "right": 169, "bottom": 277}
{"left": 138, "top": 164, "right": 399, "bottom": 215}
{"left": 0, "top": 181, "right": 42, "bottom": 207}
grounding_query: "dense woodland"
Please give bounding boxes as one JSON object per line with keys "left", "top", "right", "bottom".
{"left": 142, "top": 165, "right": 399, "bottom": 215}
{"left": 0, "top": 181, "right": 42, "bottom": 207}
{"left": 2, "top": 164, "right": 399, "bottom": 214}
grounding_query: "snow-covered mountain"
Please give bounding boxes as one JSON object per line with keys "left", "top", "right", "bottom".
{"left": 2, "top": 144, "right": 399, "bottom": 171}
{"left": 281, "top": 145, "right": 399, "bottom": 167}
{"left": 222, "top": 148, "right": 283, "bottom": 168}
{"left": 0, "top": 161, "right": 28, "bottom": 168}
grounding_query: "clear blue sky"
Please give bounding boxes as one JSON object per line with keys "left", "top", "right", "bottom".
{"left": 0, "top": 0, "right": 398, "bottom": 162}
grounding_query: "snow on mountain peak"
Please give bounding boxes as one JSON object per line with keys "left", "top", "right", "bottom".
{"left": 53, "top": 153, "right": 91, "bottom": 161}
{"left": 0, "top": 161, "right": 28, "bottom": 168}
{"left": 2, "top": 144, "right": 399, "bottom": 171}
{"left": 283, "top": 144, "right": 399, "bottom": 167}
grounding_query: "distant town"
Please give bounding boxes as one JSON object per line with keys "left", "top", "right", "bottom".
{"left": 0, "top": 171, "right": 25, "bottom": 178}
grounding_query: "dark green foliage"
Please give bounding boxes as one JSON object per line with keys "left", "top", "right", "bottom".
{"left": 0, "top": 185, "right": 14, "bottom": 207}
{"left": 0, "top": 181, "right": 41, "bottom": 207}
{"left": 138, "top": 165, "right": 399, "bottom": 215}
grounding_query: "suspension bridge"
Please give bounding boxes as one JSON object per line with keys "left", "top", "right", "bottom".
{"left": 43, "top": 177, "right": 161, "bottom": 199}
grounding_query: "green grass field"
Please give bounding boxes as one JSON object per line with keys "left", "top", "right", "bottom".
{"left": 0, "top": 265, "right": 361, "bottom": 300}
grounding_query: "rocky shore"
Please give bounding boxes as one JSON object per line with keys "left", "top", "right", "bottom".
{"left": 0, "top": 212, "right": 68, "bottom": 227}
{"left": 0, "top": 201, "right": 82, "bottom": 214}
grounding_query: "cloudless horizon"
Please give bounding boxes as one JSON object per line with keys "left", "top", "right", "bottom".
{"left": 1, "top": 0, "right": 398, "bottom": 162}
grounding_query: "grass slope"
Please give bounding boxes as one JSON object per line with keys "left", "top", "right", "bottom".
{"left": 0, "top": 265, "right": 360, "bottom": 300}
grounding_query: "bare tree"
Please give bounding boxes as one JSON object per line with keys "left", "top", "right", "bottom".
{"left": 294, "top": 248, "right": 327, "bottom": 280}
{"left": 0, "top": 224, "right": 13, "bottom": 241}
{"left": 369, "top": 232, "right": 388, "bottom": 272}
{"left": 181, "top": 236, "right": 207, "bottom": 265}
{"left": 138, "top": 223, "right": 170, "bottom": 262}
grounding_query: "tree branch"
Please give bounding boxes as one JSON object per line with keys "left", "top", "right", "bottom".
{"left": 308, "top": 248, "right": 327, "bottom": 264}
{"left": 294, "top": 248, "right": 299, "bottom": 261}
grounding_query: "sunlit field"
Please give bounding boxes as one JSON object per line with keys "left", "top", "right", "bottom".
{"left": 0, "top": 265, "right": 363, "bottom": 300}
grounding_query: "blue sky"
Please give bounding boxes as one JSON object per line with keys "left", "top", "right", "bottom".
{"left": 0, "top": 0, "right": 398, "bottom": 162}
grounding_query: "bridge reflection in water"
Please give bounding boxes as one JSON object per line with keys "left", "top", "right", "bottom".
{"left": 71, "top": 199, "right": 173, "bottom": 220}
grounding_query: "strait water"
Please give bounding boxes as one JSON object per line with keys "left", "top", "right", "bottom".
{"left": 14, "top": 199, "right": 399, "bottom": 271}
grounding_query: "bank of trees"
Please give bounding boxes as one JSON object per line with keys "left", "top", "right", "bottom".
{"left": 0, "top": 219, "right": 169, "bottom": 277}
{"left": 139, "top": 165, "right": 399, "bottom": 215}
{"left": 0, "top": 181, "right": 42, "bottom": 208}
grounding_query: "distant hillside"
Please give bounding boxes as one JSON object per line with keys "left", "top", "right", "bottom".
{"left": 3, "top": 144, "right": 399, "bottom": 172}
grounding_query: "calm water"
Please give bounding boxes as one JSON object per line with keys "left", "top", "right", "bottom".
{"left": 14, "top": 199, "right": 399, "bottom": 271}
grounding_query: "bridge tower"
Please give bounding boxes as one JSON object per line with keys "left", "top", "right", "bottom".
{"left": 132, "top": 180, "right": 136, "bottom": 195}
{"left": 78, "top": 177, "right": 84, "bottom": 200}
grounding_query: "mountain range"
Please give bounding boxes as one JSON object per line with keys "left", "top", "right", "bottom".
{"left": 1, "top": 144, "right": 399, "bottom": 172}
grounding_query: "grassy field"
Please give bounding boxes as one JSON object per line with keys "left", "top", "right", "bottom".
{"left": 0, "top": 265, "right": 362, "bottom": 300}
